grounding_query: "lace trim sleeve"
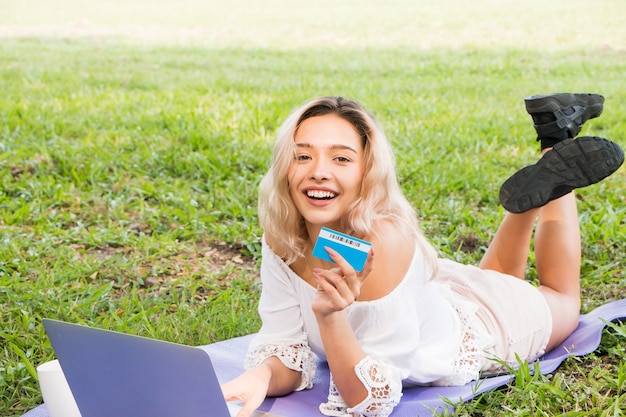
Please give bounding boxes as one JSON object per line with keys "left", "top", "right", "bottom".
{"left": 244, "top": 334, "right": 316, "bottom": 391}
{"left": 319, "top": 356, "right": 402, "bottom": 417}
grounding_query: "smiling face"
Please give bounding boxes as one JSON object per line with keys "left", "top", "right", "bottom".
{"left": 288, "top": 114, "right": 365, "bottom": 235}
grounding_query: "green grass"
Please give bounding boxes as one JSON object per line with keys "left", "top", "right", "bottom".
{"left": 1, "top": 0, "right": 626, "bottom": 415}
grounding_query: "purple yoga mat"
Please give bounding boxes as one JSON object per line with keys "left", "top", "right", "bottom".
{"left": 23, "top": 299, "right": 626, "bottom": 417}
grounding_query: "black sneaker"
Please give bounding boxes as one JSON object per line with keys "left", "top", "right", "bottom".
{"left": 525, "top": 93, "right": 604, "bottom": 145}
{"left": 499, "top": 136, "right": 624, "bottom": 213}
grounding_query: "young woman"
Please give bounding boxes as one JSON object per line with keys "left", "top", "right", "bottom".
{"left": 222, "top": 95, "right": 623, "bottom": 417}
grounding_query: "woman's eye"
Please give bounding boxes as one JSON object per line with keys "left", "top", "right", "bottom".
{"left": 335, "top": 156, "right": 351, "bottom": 163}
{"left": 296, "top": 154, "right": 311, "bottom": 161}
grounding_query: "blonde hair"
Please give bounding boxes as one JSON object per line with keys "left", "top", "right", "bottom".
{"left": 258, "top": 97, "right": 437, "bottom": 274}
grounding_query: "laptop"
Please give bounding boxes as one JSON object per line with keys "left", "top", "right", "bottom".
{"left": 42, "top": 319, "right": 284, "bottom": 417}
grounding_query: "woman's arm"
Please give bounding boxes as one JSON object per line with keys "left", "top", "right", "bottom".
{"left": 315, "top": 308, "right": 369, "bottom": 405}
{"left": 312, "top": 222, "right": 413, "bottom": 410}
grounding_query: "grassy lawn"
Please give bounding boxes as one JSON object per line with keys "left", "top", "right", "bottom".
{"left": 1, "top": 0, "right": 626, "bottom": 415}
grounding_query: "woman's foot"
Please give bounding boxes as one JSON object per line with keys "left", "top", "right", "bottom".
{"left": 499, "top": 136, "right": 623, "bottom": 213}
{"left": 525, "top": 93, "right": 604, "bottom": 149}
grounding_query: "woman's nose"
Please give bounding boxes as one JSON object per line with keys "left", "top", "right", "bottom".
{"left": 310, "top": 158, "right": 331, "bottom": 180}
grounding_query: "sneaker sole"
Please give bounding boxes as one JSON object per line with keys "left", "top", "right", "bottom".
{"left": 499, "top": 137, "right": 624, "bottom": 213}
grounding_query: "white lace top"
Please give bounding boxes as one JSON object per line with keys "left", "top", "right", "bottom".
{"left": 245, "top": 239, "right": 494, "bottom": 417}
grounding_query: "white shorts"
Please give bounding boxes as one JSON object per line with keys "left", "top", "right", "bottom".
{"left": 434, "top": 259, "right": 553, "bottom": 373}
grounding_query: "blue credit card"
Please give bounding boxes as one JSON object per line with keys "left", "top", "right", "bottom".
{"left": 312, "top": 227, "right": 372, "bottom": 272}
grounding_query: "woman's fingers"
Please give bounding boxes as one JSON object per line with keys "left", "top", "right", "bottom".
{"left": 312, "top": 246, "right": 377, "bottom": 314}
{"left": 325, "top": 246, "right": 374, "bottom": 287}
{"left": 221, "top": 370, "right": 269, "bottom": 417}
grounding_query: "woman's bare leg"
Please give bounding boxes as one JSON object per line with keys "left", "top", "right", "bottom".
{"left": 478, "top": 209, "right": 537, "bottom": 279}
{"left": 479, "top": 145, "right": 554, "bottom": 278}
{"left": 534, "top": 191, "right": 581, "bottom": 350}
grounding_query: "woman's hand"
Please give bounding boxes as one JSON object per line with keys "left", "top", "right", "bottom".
{"left": 222, "top": 357, "right": 302, "bottom": 417}
{"left": 312, "top": 246, "right": 374, "bottom": 317}
{"left": 221, "top": 365, "right": 272, "bottom": 417}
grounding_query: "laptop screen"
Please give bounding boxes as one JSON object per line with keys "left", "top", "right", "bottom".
{"left": 43, "top": 319, "right": 232, "bottom": 417}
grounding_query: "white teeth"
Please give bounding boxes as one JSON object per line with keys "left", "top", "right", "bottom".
{"left": 306, "top": 190, "right": 336, "bottom": 199}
